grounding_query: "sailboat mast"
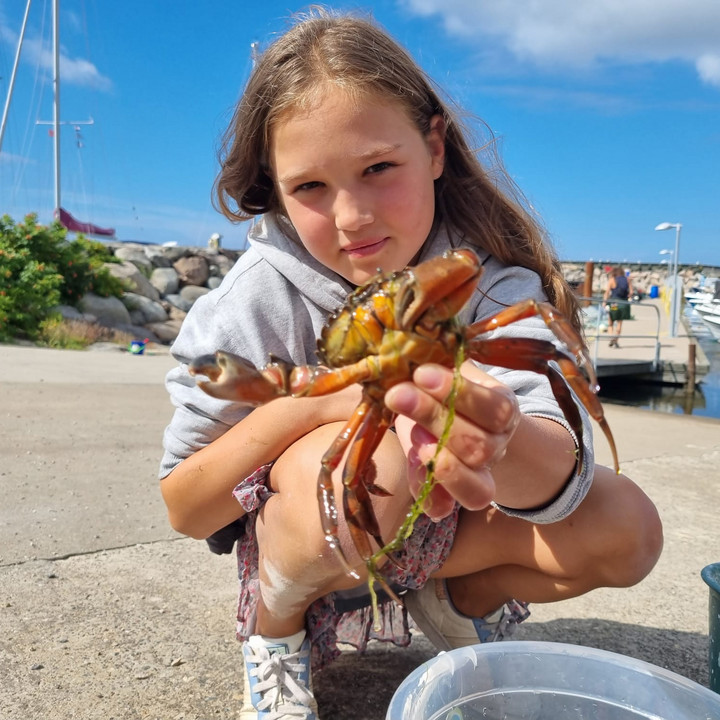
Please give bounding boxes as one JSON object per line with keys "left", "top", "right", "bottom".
{"left": 52, "top": 0, "right": 61, "bottom": 210}
{"left": 0, "top": 0, "right": 33, "bottom": 154}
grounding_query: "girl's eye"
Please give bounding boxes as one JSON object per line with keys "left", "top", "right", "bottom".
{"left": 365, "top": 161, "right": 394, "bottom": 175}
{"left": 293, "top": 180, "right": 323, "bottom": 193}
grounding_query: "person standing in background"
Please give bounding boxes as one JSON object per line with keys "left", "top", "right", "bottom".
{"left": 604, "top": 267, "right": 632, "bottom": 347}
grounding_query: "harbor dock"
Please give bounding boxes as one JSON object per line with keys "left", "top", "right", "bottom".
{"left": 584, "top": 297, "right": 709, "bottom": 386}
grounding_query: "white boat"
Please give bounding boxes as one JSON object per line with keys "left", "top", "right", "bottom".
{"left": 686, "top": 278, "right": 720, "bottom": 307}
{"left": 685, "top": 291, "right": 717, "bottom": 306}
{"left": 695, "top": 302, "right": 720, "bottom": 319}
{"left": 699, "top": 313, "right": 720, "bottom": 340}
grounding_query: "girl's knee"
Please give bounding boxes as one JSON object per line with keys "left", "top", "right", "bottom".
{"left": 592, "top": 468, "right": 663, "bottom": 587}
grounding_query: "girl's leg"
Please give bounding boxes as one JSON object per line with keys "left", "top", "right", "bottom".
{"left": 435, "top": 465, "right": 663, "bottom": 618}
{"left": 253, "top": 421, "right": 411, "bottom": 638}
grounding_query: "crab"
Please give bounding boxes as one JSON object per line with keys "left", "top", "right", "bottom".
{"left": 189, "top": 248, "right": 618, "bottom": 586}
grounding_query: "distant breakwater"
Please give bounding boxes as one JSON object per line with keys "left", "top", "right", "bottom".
{"left": 58, "top": 242, "right": 720, "bottom": 346}
{"left": 561, "top": 261, "right": 719, "bottom": 300}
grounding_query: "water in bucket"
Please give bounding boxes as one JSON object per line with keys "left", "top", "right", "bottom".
{"left": 386, "top": 641, "right": 720, "bottom": 719}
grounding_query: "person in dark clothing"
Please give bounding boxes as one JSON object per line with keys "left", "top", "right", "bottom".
{"left": 604, "top": 267, "right": 632, "bottom": 347}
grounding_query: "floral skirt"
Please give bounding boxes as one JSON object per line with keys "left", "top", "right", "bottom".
{"left": 232, "top": 464, "right": 459, "bottom": 672}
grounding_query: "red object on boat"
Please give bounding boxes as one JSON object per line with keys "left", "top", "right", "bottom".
{"left": 55, "top": 207, "right": 115, "bottom": 237}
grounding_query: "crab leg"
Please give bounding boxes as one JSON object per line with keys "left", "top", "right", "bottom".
{"left": 316, "top": 393, "right": 399, "bottom": 573}
{"left": 340, "top": 401, "right": 395, "bottom": 556}
{"left": 316, "top": 398, "right": 371, "bottom": 579}
{"left": 467, "top": 299, "right": 599, "bottom": 390}
{"left": 466, "top": 336, "right": 619, "bottom": 473}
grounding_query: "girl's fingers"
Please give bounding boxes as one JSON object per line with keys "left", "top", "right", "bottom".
{"left": 387, "top": 362, "right": 519, "bottom": 513}
{"left": 386, "top": 363, "right": 519, "bottom": 466}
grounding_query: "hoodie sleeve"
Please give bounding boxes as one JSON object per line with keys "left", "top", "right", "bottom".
{"left": 466, "top": 257, "right": 595, "bottom": 523}
{"left": 158, "top": 248, "right": 328, "bottom": 480}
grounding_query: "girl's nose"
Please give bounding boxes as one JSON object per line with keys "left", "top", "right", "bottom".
{"left": 333, "top": 189, "right": 373, "bottom": 232}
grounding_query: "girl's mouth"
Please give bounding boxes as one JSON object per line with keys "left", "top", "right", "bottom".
{"left": 344, "top": 238, "right": 388, "bottom": 258}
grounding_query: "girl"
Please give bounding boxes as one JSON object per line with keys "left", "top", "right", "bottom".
{"left": 159, "top": 10, "right": 662, "bottom": 719}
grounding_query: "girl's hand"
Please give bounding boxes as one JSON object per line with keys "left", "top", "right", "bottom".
{"left": 385, "top": 362, "right": 520, "bottom": 520}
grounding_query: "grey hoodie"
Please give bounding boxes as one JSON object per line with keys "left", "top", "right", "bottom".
{"left": 160, "top": 213, "right": 594, "bottom": 524}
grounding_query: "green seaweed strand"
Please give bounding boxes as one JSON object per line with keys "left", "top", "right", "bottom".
{"left": 367, "top": 338, "right": 466, "bottom": 628}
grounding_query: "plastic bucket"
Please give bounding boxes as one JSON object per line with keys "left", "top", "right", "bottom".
{"left": 702, "top": 563, "right": 720, "bottom": 693}
{"left": 650, "top": 285, "right": 660, "bottom": 298}
{"left": 386, "top": 641, "right": 720, "bottom": 719}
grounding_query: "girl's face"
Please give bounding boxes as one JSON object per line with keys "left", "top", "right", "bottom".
{"left": 270, "top": 87, "right": 445, "bottom": 285}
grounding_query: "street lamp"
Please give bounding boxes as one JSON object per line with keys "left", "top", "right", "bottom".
{"left": 655, "top": 222, "right": 682, "bottom": 337}
{"left": 659, "top": 249, "right": 673, "bottom": 280}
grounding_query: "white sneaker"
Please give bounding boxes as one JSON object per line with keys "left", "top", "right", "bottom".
{"left": 240, "top": 631, "right": 319, "bottom": 719}
{"left": 404, "top": 578, "right": 530, "bottom": 652}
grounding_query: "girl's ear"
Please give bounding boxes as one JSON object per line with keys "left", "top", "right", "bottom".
{"left": 427, "top": 114, "right": 446, "bottom": 180}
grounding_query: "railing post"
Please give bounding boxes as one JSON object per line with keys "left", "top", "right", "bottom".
{"left": 583, "top": 262, "right": 594, "bottom": 307}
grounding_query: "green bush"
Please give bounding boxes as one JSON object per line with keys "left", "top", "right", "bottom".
{"left": 0, "top": 213, "right": 124, "bottom": 342}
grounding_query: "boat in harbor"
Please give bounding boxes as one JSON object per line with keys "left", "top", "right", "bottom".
{"left": 694, "top": 302, "right": 720, "bottom": 319}
{"left": 699, "top": 313, "right": 720, "bottom": 341}
{"left": 685, "top": 277, "right": 720, "bottom": 307}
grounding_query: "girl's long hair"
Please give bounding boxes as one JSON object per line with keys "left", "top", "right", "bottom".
{"left": 214, "top": 8, "right": 582, "bottom": 332}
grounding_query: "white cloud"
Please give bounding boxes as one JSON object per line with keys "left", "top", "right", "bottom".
{"left": 403, "top": 0, "right": 720, "bottom": 87}
{"left": 0, "top": 18, "right": 112, "bottom": 92}
{"left": 696, "top": 54, "right": 720, "bottom": 88}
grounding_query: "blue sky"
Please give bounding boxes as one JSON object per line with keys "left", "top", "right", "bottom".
{"left": 1, "top": 0, "right": 719, "bottom": 265}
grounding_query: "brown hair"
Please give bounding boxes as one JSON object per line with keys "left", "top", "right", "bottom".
{"left": 213, "top": 8, "right": 582, "bottom": 333}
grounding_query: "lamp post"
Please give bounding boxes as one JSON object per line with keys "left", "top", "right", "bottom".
{"left": 655, "top": 222, "right": 682, "bottom": 337}
{"left": 655, "top": 223, "right": 682, "bottom": 337}
{"left": 659, "top": 249, "right": 673, "bottom": 280}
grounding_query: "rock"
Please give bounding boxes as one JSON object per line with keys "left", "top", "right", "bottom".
{"left": 142, "top": 246, "right": 173, "bottom": 268}
{"left": 107, "top": 261, "right": 161, "bottom": 302}
{"left": 52, "top": 304, "right": 84, "bottom": 321}
{"left": 145, "top": 320, "right": 184, "bottom": 343}
{"left": 207, "top": 253, "right": 235, "bottom": 277}
{"left": 150, "top": 268, "right": 180, "bottom": 296}
{"left": 179, "top": 285, "right": 209, "bottom": 304}
{"left": 113, "top": 246, "right": 154, "bottom": 277}
{"left": 173, "top": 256, "right": 210, "bottom": 287}
{"left": 78, "top": 293, "right": 132, "bottom": 327}
{"left": 165, "top": 304, "right": 188, "bottom": 322}
{"left": 121, "top": 293, "right": 169, "bottom": 324}
{"left": 164, "top": 294, "right": 193, "bottom": 313}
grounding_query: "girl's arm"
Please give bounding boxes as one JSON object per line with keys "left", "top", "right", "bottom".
{"left": 160, "top": 386, "right": 360, "bottom": 539}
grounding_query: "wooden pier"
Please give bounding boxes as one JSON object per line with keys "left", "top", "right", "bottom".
{"left": 583, "top": 298, "right": 709, "bottom": 386}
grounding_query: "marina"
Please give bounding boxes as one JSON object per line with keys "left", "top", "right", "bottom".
{"left": 583, "top": 297, "right": 720, "bottom": 419}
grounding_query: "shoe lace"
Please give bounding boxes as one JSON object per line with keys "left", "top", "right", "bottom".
{"left": 478, "top": 600, "right": 531, "bottom": 643}
{"left": 246, "top": 645, "right": 315, "bottom": 719}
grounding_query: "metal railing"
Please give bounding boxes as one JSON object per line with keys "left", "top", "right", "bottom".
{"left": 577, "top": 296, "right": 662, "bottom": 373}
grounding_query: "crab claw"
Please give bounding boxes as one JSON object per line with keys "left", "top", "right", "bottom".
{"left": 188, "top": 350, "right": 290, "bottom": 406}
{"left": 396, "top": 248, "right": 481, "bottom": 330}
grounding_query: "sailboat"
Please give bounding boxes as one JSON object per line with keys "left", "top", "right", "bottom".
{"left": 0, "top": 0, "right": 115, "bottom": 237}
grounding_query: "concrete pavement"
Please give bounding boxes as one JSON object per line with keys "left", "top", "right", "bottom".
{"left": 1, "top": 342, "right": 719, "bottom": 719}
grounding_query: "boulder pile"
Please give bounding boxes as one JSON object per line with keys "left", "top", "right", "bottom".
{"left": 58, "top": 242, "right": 719, "bottom": 347}
{"left": 58, "top": 243, "right": 242, "bottom": 345}
{"left": 561, "top": 262, "right": 719, "bottom": 300}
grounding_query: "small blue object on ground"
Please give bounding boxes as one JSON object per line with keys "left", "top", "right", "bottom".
{"left": 129, "top": 340, "right": 146, "bottom": 355}
{"left": 650, "top": 285, "right": 660, "bottom": 298}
